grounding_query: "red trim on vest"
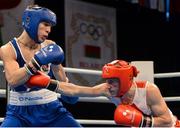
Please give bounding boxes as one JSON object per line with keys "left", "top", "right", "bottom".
{"left": 175, "top": 120, "right": 180, "bottom": 127}
{"left": 135, "top": 81, "right": 147, "bottom": 88}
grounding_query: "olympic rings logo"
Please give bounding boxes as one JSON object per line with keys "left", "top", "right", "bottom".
{"left": 80, "top": 22, "right": 104, "bottom": 40}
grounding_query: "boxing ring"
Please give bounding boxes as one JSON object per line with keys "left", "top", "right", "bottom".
{"left": 0, "top": 61, "right": 180, "bottom": 125}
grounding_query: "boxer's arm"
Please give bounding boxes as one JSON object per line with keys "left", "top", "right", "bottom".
{"left": 147, "top": 83, "right": 173, "bottom": 127}
{"left": 57, "top": 82, "right": 111, "bottom": 97}
{"left": 27, "top": 72, "right": 111, "bottom": 97}
{"left": 1, "top": 43, "right": 31, "bottom": 87}
{"left": 51, "top": 64, "right": 79, "bottom": 104}
{"left": 51, "top": 64, "right": 68, "bottom": 82}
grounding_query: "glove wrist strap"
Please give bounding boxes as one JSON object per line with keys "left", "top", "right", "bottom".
{"left": 24, "top": 58, "right": 41, "bottom": 75}
{"left": 47, "top": 80, "right": 59, "bottom": 92}
{"left": 31, "top": 58, "right": 41, "bottom": 70}
{"left": 141, "top": 116, "right": 153, "bottom": 127}
{"left": 24, "top": 64, "right": 37, "bottom": 75}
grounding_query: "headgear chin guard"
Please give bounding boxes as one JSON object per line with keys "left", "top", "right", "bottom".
{"left": 22, "top": 6, "right": 56, "bottom": 43}
{"left": 102, "top": 60, "right": 139, "bottom": 97}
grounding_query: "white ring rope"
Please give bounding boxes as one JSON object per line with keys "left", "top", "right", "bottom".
{"left": 1, "top": 60, "right": 180, "bottom": 78}
{"left": 0, "top": 118, "right": 3, "bottom": 123}
{"left": 154, "top": 72, "right": 180, "bottom": 78}
{"left": 0, "top": 89, "right": 6, "bottom": 98}
{"left": 64, "top": 67, "right": 180, "bottom": 78}
{"left": 77, "top": 119, "right": 116, "bottom": 125}
{"left": 0, "top": 61, "right": 3, "bottom": 66}
{"left": 64, "top": 67, "right": 102, "bottom": 76}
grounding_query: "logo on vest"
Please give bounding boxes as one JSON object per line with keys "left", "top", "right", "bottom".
{"left": 19, "top": 96, "right": 43, "bottom": 101}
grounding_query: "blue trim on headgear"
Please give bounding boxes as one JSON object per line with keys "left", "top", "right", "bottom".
{"left": 22, "top": 6, "right": 56, "bottom": 43}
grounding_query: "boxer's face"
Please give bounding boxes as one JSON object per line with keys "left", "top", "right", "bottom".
{"left": 38, "top": 22, "right": 52, "bottom": 42}
{"left": 106, "top": 78, "right": 119, "bottom": 97}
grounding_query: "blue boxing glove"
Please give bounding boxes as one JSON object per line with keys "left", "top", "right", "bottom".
{"left": 61, "top": 95, "right": 79, "bottom": 104}
{"left": 34, "top": 43, "right": 64, "bottom": 65}
{"left": 25, "top": 43, "right": 64, "bottom": 75}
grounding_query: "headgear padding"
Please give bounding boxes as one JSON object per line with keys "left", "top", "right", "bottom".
{"left": 22, "top": 6, "right": 56, "bottom": 43}
{"left": 102, "top": 60, "right": 139, "bottom": 97}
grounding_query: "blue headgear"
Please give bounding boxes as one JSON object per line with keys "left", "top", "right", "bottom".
{"left": 22, "top": 6, "right": 56, "bottom": 43}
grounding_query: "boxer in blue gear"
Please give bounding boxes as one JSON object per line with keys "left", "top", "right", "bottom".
{"left": 0, "top": 5, "right": 81, "bottom": 127}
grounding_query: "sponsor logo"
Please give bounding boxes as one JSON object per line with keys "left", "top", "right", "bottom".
{"left": 19, "top": 96, "right": 43, "bottom": 101}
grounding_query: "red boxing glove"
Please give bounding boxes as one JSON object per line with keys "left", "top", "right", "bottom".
{"left": 114, "top": 104, "right": 153, "bottom": 127}
{"left": 26, "top": 71, "right": 59, "bottom": 92}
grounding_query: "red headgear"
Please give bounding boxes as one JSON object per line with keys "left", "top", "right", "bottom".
{"left": 102, "top": 60, "right": 139, "bottom": 97}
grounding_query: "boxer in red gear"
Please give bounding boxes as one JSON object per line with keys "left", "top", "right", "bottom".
{"left": 102, "top": 60, "right": 180, "bottom": 127}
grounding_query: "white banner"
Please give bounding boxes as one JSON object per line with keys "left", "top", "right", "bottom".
{"left": 65, "top": 0, "right": 117, "bottom": 86}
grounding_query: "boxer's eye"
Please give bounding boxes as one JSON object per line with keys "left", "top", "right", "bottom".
{"left": 106, "top": 78, "right": 119, "bottom": 84}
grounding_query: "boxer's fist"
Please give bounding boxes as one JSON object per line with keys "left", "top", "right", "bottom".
{"left": 26, "top": 71, "right": 59, "bottom": 92}
{"left": 114, "top": 104, "right": 153, "bottom": 127}
{"left": 25, "top": 44, "right": 64, "bottom": 75}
